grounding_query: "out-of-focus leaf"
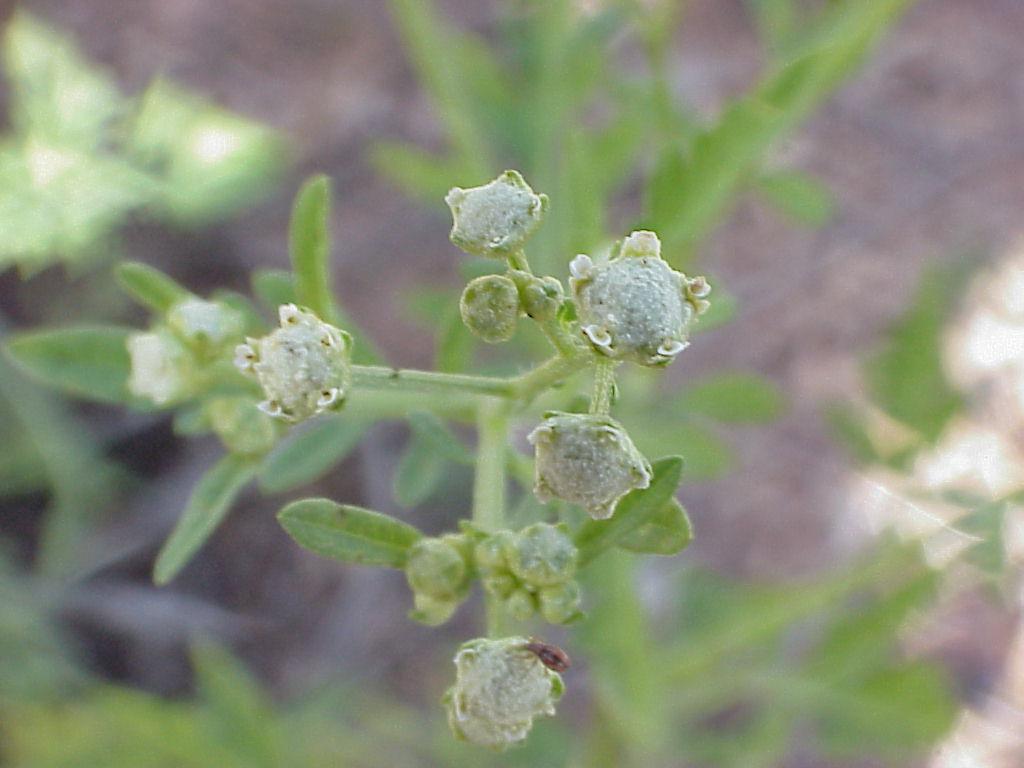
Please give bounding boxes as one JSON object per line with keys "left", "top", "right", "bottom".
{"left": 574, "top": 456, "right": 683, "bottom": 567}
{"left": 277, "top": 499, "right": 422, "bottom": 568}
{"left": 5, "top": 325, "right": 133, "bottom": 404}
{"left": 865, "top": 264, "right": 967, "bottom": 442}
{"left": 393, "top": 431, "right": 447, "bottom": 508}
{"left": 115, "top": 261, "right": 190, "bottom": 313}
{"left": 677, "top": 372, "right": 785, "bottom": 423}
{"left": 258, "top": 415, "right": 367, "bottom": 494}
{"left": 370, "top": 142, "right": 466, "bottom": 203}
{"left": 617, "top": 498, "right": 693, "bottom": 556}
{"left": 692, "top": 278, "right": 738, "bottom": 334}
{"left": 825, "top": 403, "right": 881, "bottom": 465}
{"left": 435, "top": 303, "right": 475, "bottom": 373}
{"left": 958, "top": 500, "right": 1007, "bottom": 577}
{"left": 629, "top": 418, "right": 733, "bottom": 481}
{"left": 758, "top": 170, "right": 836, "bottom": 227}
{"left": 251, "top": 269, "right": 296, "bottom": 311}
{"left": 407, "top": 411, "right": 473, "bottom": 464}
{"left": 153, "top": 454, "right": 256, "bottom": 585}
{"left": 289, "top": 175, "right": 337, "bottom": 324}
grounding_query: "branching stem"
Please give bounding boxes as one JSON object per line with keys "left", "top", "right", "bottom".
{"left": 473, "top": 398, "right": 510, "bottom": 637}
{"left": 589, "top": 357, "right": 617, "bottom": 415}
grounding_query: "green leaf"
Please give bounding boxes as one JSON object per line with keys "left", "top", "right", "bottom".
{"left": 115, "top": 261, "right": 190, "bottom": 313}
{"left": 251, "top": 269, "right": 296, "bottom": 311}
{"left": 677, "top": 372, "right": 785, "bottom": 423}
{"left": 258, "top": 415, "right": 367, "bottom": 494}
{"left": 435, "top": 303, "right": 475, "bottom": 373}
{"left": 617, "top": 498, "right": 693, "bottom": 556}
{"left": 757, "top": 170, "right": 835, "bottom": 227}
{"left": 289, "top": 175, "right": 337, "bottom": 323}
{"left": 5, "top": 325, "right": 133, "bottom": 403}
{"left": 407, "top": 411, "right": 473, "bottom": 465}
{"left": 629, "top": 418, "right": 733, "bottom": 481}
{"left": 865, "top": 264, "right": 967, "bottom": 442}
{"left": 574, "top": 457, "right": 683, "bottom": 567}
{"left": 370, "top": 141, "right": 466, "bottom": 203}
{"left": 153, "top": 455, "right": 256, "bottom": 584}
{"left": 824, "top": 403, "right": 880, "bottom": 465}
{"left": 393, "top": 435, "right": 447, "bottom": 508}
{"left": 277, "top": 499, "right": 422, "bottom": 568}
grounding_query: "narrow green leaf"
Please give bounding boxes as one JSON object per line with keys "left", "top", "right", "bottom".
{"left": 407, "top": 411, "right": 473, "bottom": 465}
{"left": 677, "top": 372, "right": 785, "bottom": 423}
{"left": 617, "top": 498, "right": 693, "bottom": 556}
{"left": 630, "top": 419, "right": 733, "bottom": 481}
{"left": 758, "top": 170, "right": 836, "bottom": 227}
{"left": 289, "top": 174, "right": 337, "bottom": 323}
{"left": 277, "top": 499, "right": 422, "bottom": 568}
{"left": 258, "top": 415, "right": 367, "bottom": 494}
{"left": 153, "top": 455, "right": 256, "bottom": 584}
{"left": 393, "top": 436, "right": 447, "bottom": 508}
{"left": 251, "top": 269, "right": 296, "bottom": 311}
{"left": 115, "top": 261, "right": 190, "bottom": 312}
{"left": 574, "top": 456, "right": 684, "bottom": 567}
{"left": 435, "top": 303, "right": 475, "bottom": 373}
{"left": 5, "top": 325, "right": 133, "bottom": 403}
{"left": 370, "top": 141, "right": 465, "bottom": 203}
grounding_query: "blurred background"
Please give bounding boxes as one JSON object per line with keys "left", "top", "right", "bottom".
{"left": 0, "top": 0, "right": 1022, "bottom": 766}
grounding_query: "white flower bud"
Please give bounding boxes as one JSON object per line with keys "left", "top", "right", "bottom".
{"left": 445, "top": 170, "right": 548, "bottom": 257}
{"left": 444, "top": 636, "right": 564, "bottom": 750}
{"left": 460, "top": 274, "right": 520, "bottom": 343}
{"left": 166, "top": 297, "right": 245, "bottom": 348}
{"left": 528, "top": 411, "right": 652, "bottom": 519}
{"left": 126, "top": 330, "right": 192, "bottom": 406}
{"left": 570, "top": 230, "right": 710, "bottom": 366}
{"left": 234, "top": 304, "right": 352, "bottom": 422}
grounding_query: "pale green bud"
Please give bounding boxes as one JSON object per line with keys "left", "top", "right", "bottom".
{"left": 234, "top": 304, "right": 352, "bottom": 422}
{"left": 511, "top": 272, "right": 564, "bottom": 322}
{"left": 446, "top": 170, "right": 548, "bottom": 257}
{"left": 460, "top": 274, "right": 520, "bottom": 343}
{"left": 539, "top": 581, "right": 582, "bottom": 624}
{"left": 410, "top": 593, "right": 460, "bottom": 626}
{"left": 405, "top": 536, "right": 470, "bottom": 602}
{"left": 482, "top": 573, "right": 517, "bottom": 600}
{"left": 570, "top": 230, "right": 710, "bottom": 366}
{"left": 167, "top": 297, "right": 244, "bottom": 349}
{"left": 506, "top": 523, "right": 577, "bottom": 588}
{"left": 126, "top": 329, "right": 193, "bottom": 406}
{"left": 528, "top": 411, "right": 652, "bottom": 519}
{"left": 503, "top": 588, "right": 538, "bottom": 621}
{"left": 444, "top": 636, "right": 564, "bottom": 750}
{"left": 474, "top": 531, "right": 513, "bottom": 571}
{"left": 205, "top": 396, "right": 279, "bottom": 455}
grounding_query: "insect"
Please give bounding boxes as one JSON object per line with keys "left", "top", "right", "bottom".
{"left": 523, "top": 639, "right": 571, "bottom": 673}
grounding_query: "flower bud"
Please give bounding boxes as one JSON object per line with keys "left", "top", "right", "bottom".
{"left": 539, "top": 581, "right": 582, "bottom": 624}
{"left": 234, "top": 304, "right": 352, "bottom": 422}
{"left": 460, "top": 274, "right": 520, "bottom": 343}
{"left": 570, "top": 230, "right": 710, "bottom": 366}
{"left": 127, "top": 329, "right": 193, "bottom": 406}
{"left": 444, "top": 636, "right": 564, "bottom": 750}
{"left": 528, "top": 411, "right": 652, "bottom": 519}
{"left": 473, "top": 531, "right": 514, "bottom": 571}
{"left": 205, "top": 396, "right": 279, "bottom": 455}
{"left": 167, "top": 297, "right": 245, "bottom": 349}
{"left": 515, "top": 273, "right": 564, "bottom": 322}
{"left": 506, "top": 523, "right": 577, "bottom": 587}
{"left": 503, "top": 588, "right": 538, "bottom": 621}
{"left": 445, "top": 170, "right": 548, "bottom": 257}
{"left": 405, "top": 536, "right": 470, "bottom": 602}
{"left": 411, "top": 593, "right": 460, "bottom": 627}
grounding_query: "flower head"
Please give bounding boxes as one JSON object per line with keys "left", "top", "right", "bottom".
{"left": 444, "top": 636, "right": 564, "bottom": 750}
{"left": 234, "top": 304, "right": 352, "bottom": 422}
{"left": 446, "top": 170, "right": 548, "bottom": 257}
{"left": 570, "top": 230, "right": 710, "bottom": 366}
{"left": 529, "top": 411, "right": 651, "bottom": 519}
{"left": 127, "top": 330, "right": 192, "bottom": 405}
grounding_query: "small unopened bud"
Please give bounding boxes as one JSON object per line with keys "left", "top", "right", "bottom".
{"left": 528, "top": 411, "right": 652, "bottom": 519}
{"left": 406, "top": 537, "right": 470, "bottom": 602}
{"left": 570, "top": 230, "right": 710, "bottom": 366}
{"left": 167, "top": 297, "right": 244, "bottom": 348}
{"left": 446, "top": 170, "right": 548, "bottom": 257}
{"left": 506, "top": 523, "right": 577, "bottom": 587}
{"left": 127, "top": 330, "right": 193, "bottom": 406}
{"left": 234, "top": 304, "right": 352, "bottom": 422}
{"left": 205, "top": 396, "right": 279, "bottom": 455}
{"left": 539, "top": 581, "right": 582, "bottom": 624}
{"left": 460, "top": 274, "right": 520, "bottom": 343}
{"left": 516, "top": 273, "right": 564, "bottom": 322}
{"left": 503, "top": 588, "right": 538, "bottom": 621}
{"left": 444, "top": 636, "right": 564, "bottom": 750}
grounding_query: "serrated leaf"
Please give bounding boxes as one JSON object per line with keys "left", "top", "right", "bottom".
{"left": 277, "top": 499, "right": 422, "bottom": 568}
{"left": 153, "top": 454, "right": 256, "bottom": 584}
{"left": 258, "top": 415, "right": 367, "bottom": 494}
{"left": 758, "top": 170, "right": 836, "bottom": 227}
{"left": 574, "top": 457, "right": 683, "bottom": 567}
{"left": 115, "top": 261, "right": 191, "bottom": 312}
{"left": 5, "top": 325, "right": 133, "bottom": 403}
{"left": 677, "top": 372, "right": 785, "bottom": 423}
{"left": 617, "top": 498, "right": 693, "bottom": 556}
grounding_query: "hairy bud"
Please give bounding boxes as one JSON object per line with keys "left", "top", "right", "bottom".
{"left": 538, "top": 581, "right": 582, "bottom": 624}
{"left": 506, "top": 523, "right": 577, "bottom": 587}
{"left": 512, "top": 272, "right": 564, "bottom": 322}
{"left": 460, "top": 274, "right": 520, "bottom": 343}
{"left": 529, "top": 411, "right": 652, "bottom": 519}
{"left": 444, "top": 636, "right": 564, "bottom": 750}
{"left": 406, "top": 535, "right": 471, "bottom": 626}
{"left": 127, "top": 329, "right": 193, "bottom": 406}
{"left": 234, "top": 304, "right": 352, "bottom": 422}
{"left": 445, "top": 170, "right": 548, "bottom": 257}
{"left": 166, "top": 297, "right": 245, "bottom": 349}
{"left": 570, "top": 230, "right": 710, "bottom": 366}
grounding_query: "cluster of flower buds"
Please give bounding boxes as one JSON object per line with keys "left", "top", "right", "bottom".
{"left": 404, "top": 534, "right": 473, "bottom": 626}
{"left": 529, "top": 411, "right": 652, "bottom": 519}
{"left": 127, "top": 296, "right": 246, "bottom": 406}
{"left": 570, "top": 230, "right": 710, "bottom": 366}
{"left": 446, "top": 170, "right": 548, "bottom": 258}
{"left": 444, "top": 636, "right": 564, "bottom": 750}
{"left": 474, "top": 523, "right": 581, "bottom": 624}
{"left": 234, "top": 304, "right": 352, "bottom": 422}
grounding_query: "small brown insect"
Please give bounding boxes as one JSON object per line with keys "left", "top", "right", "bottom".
{"left": 523, "top": 639, "right": 571, "bottom": 673}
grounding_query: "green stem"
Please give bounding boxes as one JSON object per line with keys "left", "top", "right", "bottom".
{"left": 589, "top": 358, "right": 617, "bottom": 415}
{"left": 507, "top": 249, "right": 580, "bottom": 357}
{"left": 473, "top": 399, "right": 510, "bottom": 637}
{"left": 350, "top": 365, "right": 513, "bottom": 399}
{"left": 509, "top": 353, "right": 588, "bottom": 403}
